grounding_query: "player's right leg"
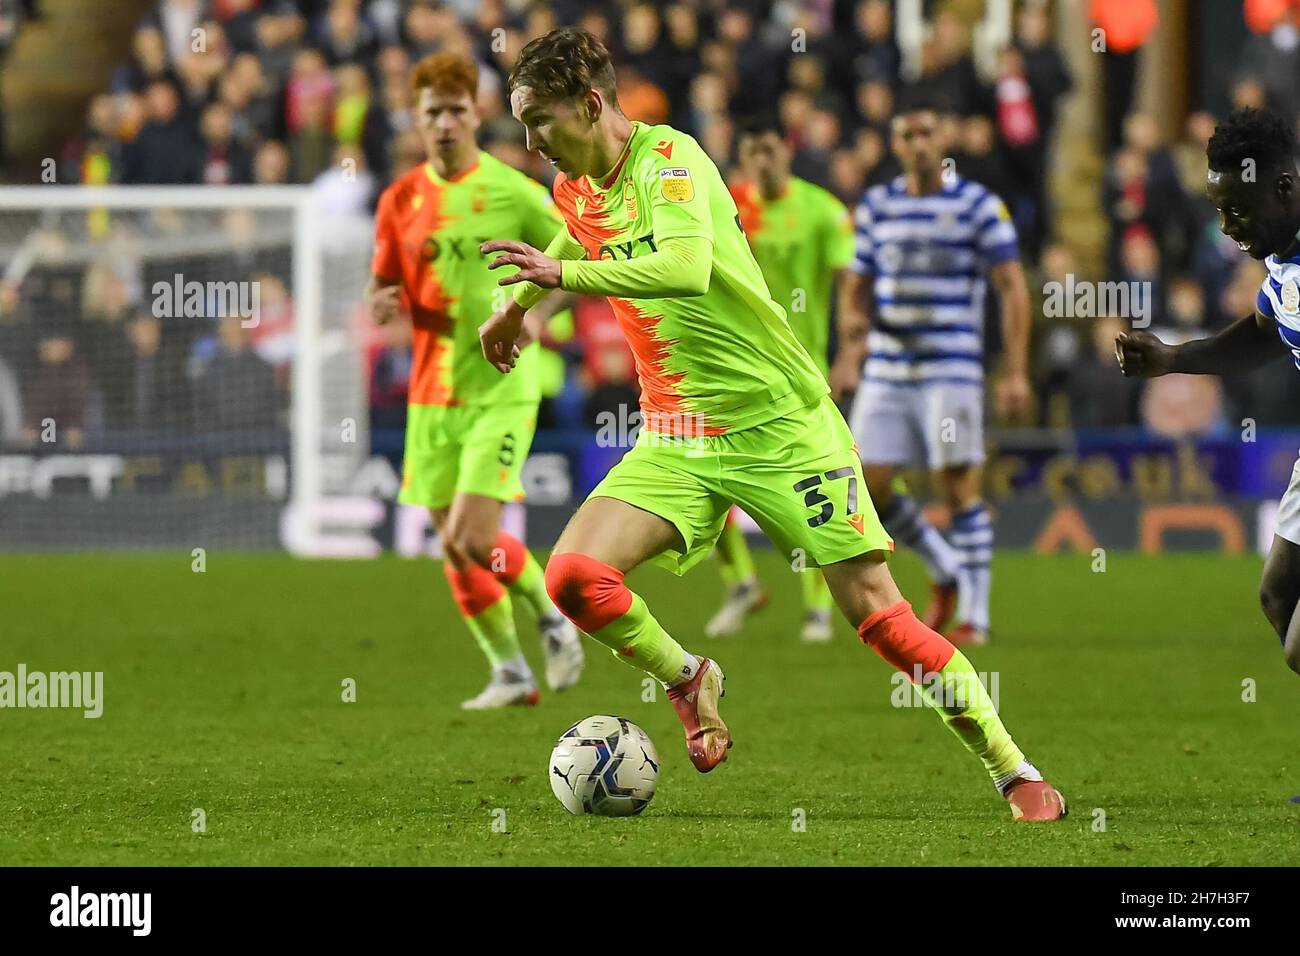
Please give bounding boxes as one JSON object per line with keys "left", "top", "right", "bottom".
{"left": 821, "top": 553, "right": 1065, "bottom": 820}
{"left": 705, "top": 509, "right": 769, "bottom": 638}
{"left": 545, "top": 449, "right": 733, "bottom": 772}
{"left": 850, "top": 380, "right": 962, "bottom": 630}
{"left": 731, "top": 395, "right": 1064, "bottom": 820}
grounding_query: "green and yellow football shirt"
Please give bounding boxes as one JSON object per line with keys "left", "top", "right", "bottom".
{"left": 729, "top": 177, "right": 855, "bottom": 377}
{"left": 371, "top": 151, "right": 564, "bottom": 407}
{"left": 542, "top": 122, "right": 828, "bottom": 435}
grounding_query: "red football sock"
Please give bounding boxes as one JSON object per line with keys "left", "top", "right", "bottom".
{"left": 444, "top": 561, "right": 506, "bottom": 617}
{"left": 857, "top": 600, "right": 955, "bottom": 680}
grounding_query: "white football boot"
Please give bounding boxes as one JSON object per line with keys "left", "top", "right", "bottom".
{"left": 540, "top": 614, "right": 585, "bottom": 691}
{"left": 704, "top": 582, "right": 769, "bottom": 638}
{"left": 460, "top": 670, "right": 540, "bottom": 710}
{"left": 800, "top": 609, "right": 833, "bottom": 643}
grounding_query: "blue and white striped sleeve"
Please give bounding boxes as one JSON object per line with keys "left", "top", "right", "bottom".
{"left": 972, "top": 189, "right": 1019, "bottom": 266}
{"left": 851, "top": 194, "right": 876, "bottom": 276}
{"left": 1257, "top": 275, "right": 1279, "bottom": 319}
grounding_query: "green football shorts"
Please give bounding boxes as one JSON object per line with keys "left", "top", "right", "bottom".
{"left": 399, "top": 402, "right": 538, "bottom": 510}
{"left": 588, "top": 395, "right": 893, "bottom": 574}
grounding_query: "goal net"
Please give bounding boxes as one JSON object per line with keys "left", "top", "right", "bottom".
{"left": 0, "top": 186, "right": 372, "bottom": 553}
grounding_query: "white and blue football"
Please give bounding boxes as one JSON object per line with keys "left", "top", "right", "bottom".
{"left": 548, "top": 715, "right": 660, "bottom": 816}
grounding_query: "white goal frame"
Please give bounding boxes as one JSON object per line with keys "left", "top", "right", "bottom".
{"left": 0, "top": 186, "right": 327, "bottom": 550}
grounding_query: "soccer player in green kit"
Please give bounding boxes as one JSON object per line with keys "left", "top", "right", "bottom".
{"left": 366, "top": 51, "right": 584, "bottom": 710}
{"left": 704, "top": 118, "right": 860, "bottom": 642}
{"left": 478, "top": 29, "right": 1065, "bottom": 819}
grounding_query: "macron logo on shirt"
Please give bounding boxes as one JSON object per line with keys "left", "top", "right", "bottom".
{"left": 653, "top": 141, "right": 674, "bottom": 159}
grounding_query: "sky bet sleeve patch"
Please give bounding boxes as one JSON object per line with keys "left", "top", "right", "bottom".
{"left": 659, "top": 167, "right": 694, "bottom": 203}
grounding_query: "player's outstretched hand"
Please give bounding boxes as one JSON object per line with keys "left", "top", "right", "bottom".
{"left": 481, "top": 240, "right": 562, "bottom": 288}
{"left": 1115, "top": 329, "right": 1175, "bottom": 378}
{"left": 480, "top": 306, "right": 525, "bottom": 374}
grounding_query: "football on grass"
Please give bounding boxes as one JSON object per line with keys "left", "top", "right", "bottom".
{"left": 548, "top": 715, "right": 659, "bottom": 816}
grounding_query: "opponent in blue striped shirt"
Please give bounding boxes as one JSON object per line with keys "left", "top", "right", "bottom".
{"left": 1118, "top": 105, "right": 1300, "bottom": 678}
{"left": 840, "top": 101, "right": 1031, "bottom": 646}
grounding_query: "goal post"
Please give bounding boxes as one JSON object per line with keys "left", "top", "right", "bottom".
{"left": 0, "top": 185, "right": 371, "bottom": 553}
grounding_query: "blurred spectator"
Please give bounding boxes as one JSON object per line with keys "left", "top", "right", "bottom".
{"left": 146, "top": 0, "right": 205, "bottom": 68}
{"left": 116, "top": 313, "right": 191, "bottom": 431}
{"left": 1065, "top": 315, "right": 1141, "bottom": 428}
{"left": 616, "top": 65, "right": 670, "bottom": 127}
{"left": 1090, "top": 0, "right": 1159, "bottom": 149}
{"left": 318, "top": 0, "right": 378, "bottom": 67}
{"left": 312, "top": 142, "right": 376, "bottom": 214}
{"left": 1236, "top": 1, "right": 1300, "bottom": 123}
{"left": 252, "top": 138, "right": 290, "bottom": 183}
{"left": 285, "top": 46, "right": 333, "bottom": 136}
{"left": 1137, "top": 274, "right": 1224, "bottom": 440}
{"left": 290, "top": 88, "right": 334, "bottom": 182}
{"left": 113, "top": 26, "right": 176, "bottom": 94}
{"left": 121, "top": 80, "right": 203, "bottom": 184}
{"left": 333, "top": 63, "right": 389, "bottom": 178}
{"left": 914, "top": 8, "right": 986, "bottom": 117}
{"left": 951, "top": 113, "right": 1014, "bottom": 208}
{"left": 215, "top": 0, "right": 261, "bottom": 54}
{"left": 834, "top": 0, "right": 899, "bottom": 90}
{"left": 192, "top": 315, "right": 278, "bottom": 432}
{"left": 245, "top": 272, "right": 295, "bottom": 376}
{"left": 200, "top": 102, "right": 253, "bottom": 184}
{"left": 23, "top": 326, "right": 89, "bottom": 448}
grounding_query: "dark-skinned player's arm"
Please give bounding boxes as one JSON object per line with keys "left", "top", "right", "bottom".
{"left": 831, "top": 269, "right": 870, "bottom": 400}
{"left": 1116, "top": 309, "right": 1286, "bottom": 378}
{"left": 989, "top": 258, "right": 1032, "bottom": 421}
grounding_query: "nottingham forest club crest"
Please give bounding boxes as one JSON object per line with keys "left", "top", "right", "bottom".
{"left": 624, "top": 179, "right": 638, "bottom": 221}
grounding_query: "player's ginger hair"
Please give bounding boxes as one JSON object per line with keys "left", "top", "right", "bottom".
{"left": 508, "top": 27, "right": 621, "bottom": 108}
{"left": 409, "top": 51, "right": 478, "bottom": 100}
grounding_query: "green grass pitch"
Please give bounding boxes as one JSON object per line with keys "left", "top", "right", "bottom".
{"left": 2, "top": 549, "right": 1297, "bottom": 866}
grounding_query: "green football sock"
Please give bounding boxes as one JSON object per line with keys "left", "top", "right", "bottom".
{"left": 715, "top": 518, "right": 757, "bottom": 589}
{"left": 800, "top": 569, "right": 833, "bottom": 613}
{"left": 505, "top": 549, "right": 555, "bottom": 621}
{"left": 926, "top": 649, "right": 1025, "bottom": 783}
{"left": 462, "top": 593, "right": 526, "bottom": 672}
{"left": 588, "top": 593, "right": 690, "bottom": 685}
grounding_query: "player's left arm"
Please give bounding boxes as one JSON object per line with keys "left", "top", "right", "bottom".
{"left": 977, "top": 191, "right": 1032, "bottom": 421}
{"left": 989, "top": 258, "right": 1032, "bottom": 420}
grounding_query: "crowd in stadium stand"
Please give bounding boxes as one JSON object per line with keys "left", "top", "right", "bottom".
{"left": 6, "top": 0, "right": 1300, "bottom": 451}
